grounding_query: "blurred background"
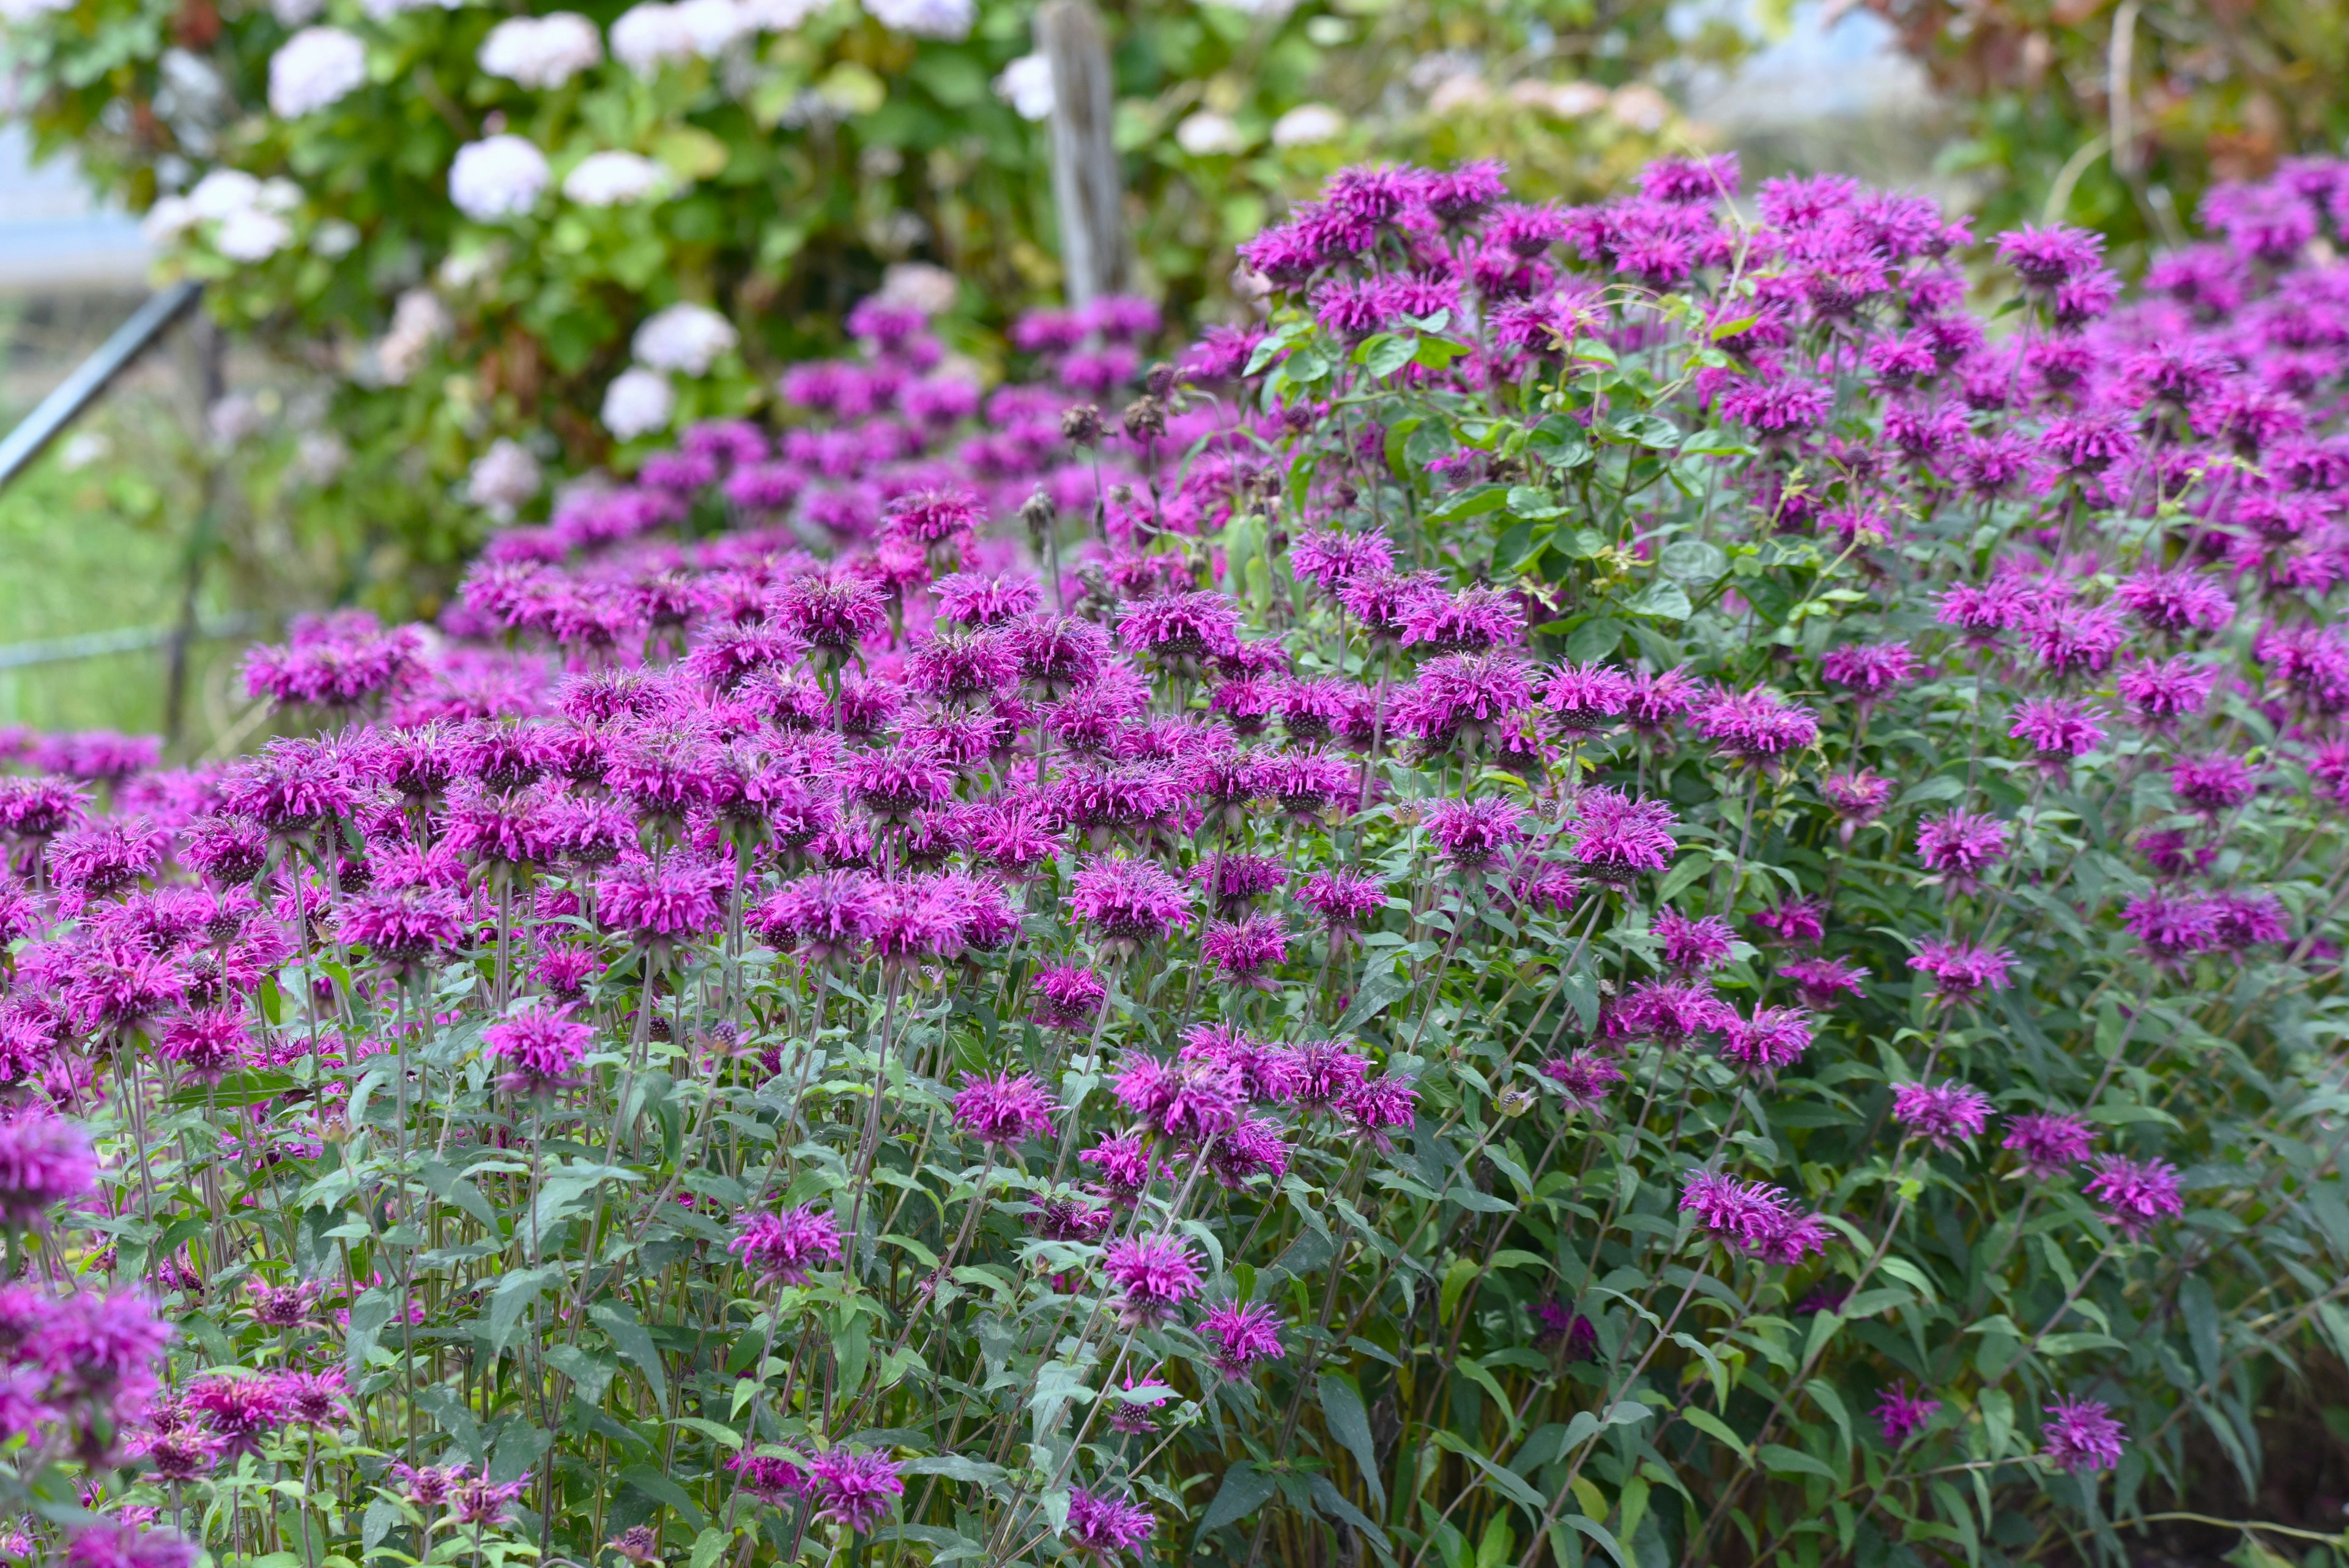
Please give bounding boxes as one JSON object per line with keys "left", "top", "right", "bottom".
{"left": 0, "top": 0, "right": 2325, "bottom": 749}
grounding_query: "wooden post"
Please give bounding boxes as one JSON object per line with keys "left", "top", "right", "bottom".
{"left": 1037, "top": 0, "right": 1125, "bottom": 306}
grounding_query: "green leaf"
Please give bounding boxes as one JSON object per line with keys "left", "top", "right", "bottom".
{"left": 1428, "top": 1430, "right": 1546, "bottom": 1518}
{"left": 619, "top": 1463, "right": 708, "bottom": 1529}
{"left": 589, "top": 1299, "right": 669, "bottom": 1410}
{"left": 1621, "top": 581, "right": 1693, "bottom": 620}
{"left": 689, "top": 1528, "right": 727, "bottom": 1568}
{"left": 1564, "top": 618, "right": 1624, "bottom": 663}
{"left": 1197, "top": 1462, "right": 1277, "bottom": 1535}
{"left": 344, "top": 1288, "right": 393, "bottom": 1375}
{"left": 1364, "top": 334, "right": 1419, "bottom": 379}
{"left": 1759, "top": 1443, "right": 1840, "bottom": 1484}
{"left": 485, "top": 1266, "right": 558, "bottom": 1356}
{"left": 1317, "top": 1373, "right": 1387, "bottom": 1510}
{"left": 1336, "top": 962, "right": 1412, "bottom": 1036}
{"left": 2181, "top": 1275, "right": 2221, "bottom": 1384}
{"left": 1308, "top": 1476, "right": 1390, "bottom": 1552}
{"left": 1682, "top": 1406, "right": 1749, "bottom": 1458}
{"left": 1562, "top": 1512, "right": 1633, "bottom": 1568}
{"left": 1657, "top": 540, "right": 1726, "bottom": 582}
{"left": 899, "top": 1455, "right": 1007, "bottom": 1486}
{"left": 1427, "top": 484, "right": 1510, "bottom": 524}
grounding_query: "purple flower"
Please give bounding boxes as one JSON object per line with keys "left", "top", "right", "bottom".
{"left": 1198, "top": 1300, "right": 1286, "bottom": 1378}
{"left": 2039, "top": 1396, "right": 2126, "bottom": 1473}
{"left": 483, "top": 1006, "right": 593, "bottom": 1094}
{"left": 1426, "top": 796, "right": 1526, "bottom": 871}
{"left": 1068, "top": 856, "right": 1195, "bottom": 954}
{"left": 729, "top": 1206, "right": 843, "bottom": 1286}
{"left": 1653, "top": 908, "right": 1734, "bottom": 972}
{"left": 2210, "top": 891, "right": 2288, "bottom": 949}
{"left": 2082, "top": 1156, "right": 2183, "bottom": 1236}
{"left": 0, "top": 1112, "right": 95, "bottom": 1230}
{"left": 727, "top": 1449, "right": 811, "bottom": 1503}
{"left": 1201, "top": 913, "right": 1289, "bottom": 987}
{"left": 1291, "top": 529, "right": 1395, "bottom": 591}
{"left": 1343, "top": 1081, "right": 1409, "bottom": 1151}
{"left": 1914, "top": 809, "right": 2009, "bottom": 890}
{"left": 1103, "top": 1233, "right": 1202, "bottom": 1323}
{"left": 1751, "top": 899, "right": 1825, "bottom": 946}
{"left": 1821, "top": 771, "right": 1893, "bottom": 828}
{"left": 2009, "top": 700, "right": 2106, "bottom": 770}
{"left": 338, "top": 885, "right": 467, "bottom": 969}
{"left": 1066, "top": 1488, "right": 1157, "bottom": 1556}
{"left": 1891, "top": 1080, "right": 1994, "bottom": 1148}
{"left": 1079, "top": 1134, "right": 1153, "bottom": 1203}
{"left": 1689, "top": 688, "right": 1819, "bottom": 770}
{"left": 1776, "top": 958, "right": 1867, "bottom": 1011}
{"left": 1540, "top": 1051, "right": 1625, "bottom": 1110}
{"left": 1820, "top": 642, "right": 1917, "bottom": 701}
{"left": 157, "top": 1006, "right": 255, "bottom": 1081}
{"left": 2118, "top": 660, "right": 2217, "bottom": 729}
{"left": 46, "top": 817, "right": 164, "bottom": 901}
{"left": 2113, "top": 568, "right": 2234, "bottom": 637}
{"left": 1570, "top": 789, "right": 1677, "bottom": 883}
{"left": 596, "top": 855, "right": 727, "bottom": 942}
{"left": 954, "top": 1072, "right": 1058, "bottom": 1147}
{"left": 1541, "top": 662, "right": 1635, "bottom": 733}
{"left": 1907, "top": 938, "right": 2014, "bottom": 1001}
{"left": 2002, "top": 1112, "right": 2096, "bottom": 1178}
{"left": 185, "top": 1373, "right": 291, "bottom": 1457}
{"left": 807, "top": 1449, "right": 904, "bottom": 1533}
{"left": 1874, "top": 1382, "right": 1941, "bottom": 1446}
{"left": 1718, "top": 1007, "right": 1814, "bottom": 1074}
{"left": 1680, "top": 1172, "right": 1828, "bottom": 1265}
{"left": 1399, "top": 587, "right": 1524, "bottom": 654}
{"left": 63, "top": 1523, "right": 198, "bottom": 1568}
{"left": 2121, "top": 893, "right": 2220, "bottom": 966}
{"left": 1617, "top": 979, "right": 1737, "bottom": 1044}
{"left": 1119, "top": 592, "right": 1242, "bottom": 671}
{"left": 1995, "top": 223, "right": 2104, "bottom": 287}
{"left": 1114, "top": 1055, "right": 1242, "bottom": 1143}
{"left": 1031, "top": 965, "right": 1108, "bottom": 1030}
{"left": 2169, "top": 754, "right": 2255, "bottom": 815}
{"left": 1395, "top": 653, "right": 1534, "bottom": 754}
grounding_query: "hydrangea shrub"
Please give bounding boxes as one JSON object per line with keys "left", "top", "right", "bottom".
{"left": 2, "top": 152, "right": 2349, "bottom": 1568}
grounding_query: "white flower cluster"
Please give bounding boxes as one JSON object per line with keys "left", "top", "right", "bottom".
{"left": 477, "top": 12, "right": 603, "bottom": 87}
{"left": 993, "top": 53, "right": 1052, "bottom": 121}
{"left": 144, "top": 169, "right": 303, "bottom": 263}
{"left": 466, "top": 438, "right": 544, "bottom": 518}
{"left": 376, "top": 288, "right": 451, "bottom": 384}
{"left": 859, "top": 0, "right": 971, "bottom": 39}
{"left": 603, "top": 300, "right": 738, "bottom": 439}
{"left": 562, "top": 150, "right": 672, "bottom": 207}
{"left": 267, "top": 25, "right": 367, "bottom": 116}
{"left": 601, "top": 370, "right": 676, "bottom": 440}
{"left": 450, "top": 134, "right": 551, "bottom": 221}
{"left": 633, "top": 303, "right": 737, "bottom": 374}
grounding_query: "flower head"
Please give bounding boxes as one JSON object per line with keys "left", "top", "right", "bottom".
{"left": 1198, "top": 1301, "right": 1286, "bottom": 1378}
{"left": 1066, "top": 1488, "right": 1157, "bottom": 1556}
{"left": 1102, "top": 1233, "right": 1202, "bottom": 1323}
{"left": 728, "top": 1206, "right": 842, "bottom": 1286}
{"left": 1874, "top": 1382, "right": 1940, "bottom": 1446}
{"left": 2082, "top": 1155, "right": 2182, "bottom": 1236}
{"left": 2002, "top": 1112, "right": 2096, "bottom": 1178}
{"left": 1891, "top": 1080, "right": 1994, "bottom": 1149}
{"left": 807, "top": 1450, "right": 903, "bottom": 1533}
{"left": 2039, "top": 1397, "right": 2126, "bottom": 1473}
{"left": 954, "top": 1072, "right": 1058, "bottom": 1147}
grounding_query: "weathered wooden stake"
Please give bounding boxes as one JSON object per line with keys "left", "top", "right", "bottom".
{"left": 1037, "top": 0, "right": 1126, "bottom": 306}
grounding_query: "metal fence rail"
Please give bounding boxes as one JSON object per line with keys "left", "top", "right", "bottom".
{"left": 0, "top": 280, "right": 202, "bottom": 492}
